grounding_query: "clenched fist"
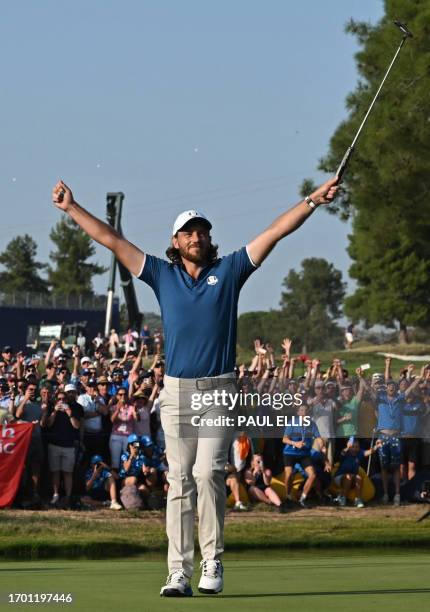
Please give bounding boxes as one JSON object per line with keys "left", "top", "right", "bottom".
{"left": 52, "top": 180, "right": 75, "bottom": 212}
{"left": 310, "top": 176, "right": 339, "bottom": 205}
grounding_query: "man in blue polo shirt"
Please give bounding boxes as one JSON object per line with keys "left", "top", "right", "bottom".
{"left": 52, "top": 175, "right": 339, "bottom": 597}
{"left": 374, "top": 370, "right": 424, "bottom": 505}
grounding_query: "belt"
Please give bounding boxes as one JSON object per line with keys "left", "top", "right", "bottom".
{"left": 195, "top": 375, "right": 235, "bottom": 391}
{"left": 164, "top": 372, "right": 235, "bottom": 391}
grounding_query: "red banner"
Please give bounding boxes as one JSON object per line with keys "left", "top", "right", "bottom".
{"left": 0, "top": 422, "right": 33, "bottom": 508}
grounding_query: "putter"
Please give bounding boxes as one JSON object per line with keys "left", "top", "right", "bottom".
{"left": 336, "top": 20, "right": 413, "bottom": 181}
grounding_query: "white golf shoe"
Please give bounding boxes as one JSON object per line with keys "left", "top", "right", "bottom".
{"left": 198, "top": 559, "right": 224, "bottom": 594}
{"left": 160, "top": 570, "right": 193, "bottom": 597}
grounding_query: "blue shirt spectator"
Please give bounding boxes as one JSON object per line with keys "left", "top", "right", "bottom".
{"left": 283, "top": 422, "right": 320, "bottom": 457}
{"left": 401, "top": 400, "right": 425, "bottom": 436}
{"left": 336, "top": 449, "right": 365, "bottom": 476}
{"left": 376, "top": 390, "right": 405, "bottom": 431}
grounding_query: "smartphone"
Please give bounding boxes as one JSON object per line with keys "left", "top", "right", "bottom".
{"left": 360, "top": 363, "right": 371, "bottom": 371}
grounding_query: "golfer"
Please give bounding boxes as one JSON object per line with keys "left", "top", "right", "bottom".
{"left": 52, "top": 176, "right": 339, "bottom": 596}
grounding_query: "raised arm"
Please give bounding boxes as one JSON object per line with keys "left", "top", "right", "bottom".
{"left": 247, "top": 177, "right": 339, "bottom": 266}
{"left": 52, "top": 181, "right": 144, "bottom": 277}
{"left": 384, "top": 357, "right": 392, "bottom": 383}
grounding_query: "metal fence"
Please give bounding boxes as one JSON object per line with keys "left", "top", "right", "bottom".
{"left": 0, "top": 292, "right": 115, "bottom": 311}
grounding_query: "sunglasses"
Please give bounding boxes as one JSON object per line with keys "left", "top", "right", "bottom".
{"left": 117, "top": 392, "right": 127, "bottom": 396}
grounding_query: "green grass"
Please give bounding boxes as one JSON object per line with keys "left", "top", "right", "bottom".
{"left": 236, "top": 346, "right": 430, "bottom": 378}
{"left": 1, "top": 511, "right": 430, "bottom": 560}
{"left": 1, "top": 552, "right": 430, "bottom": 611}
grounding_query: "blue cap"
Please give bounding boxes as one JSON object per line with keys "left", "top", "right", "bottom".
{"left": 127, "top": 433, "right": 139, "bottom": 445}
{"left": 91, "top": 454, "right": 103, "bottom": 465}
{"left": 140, "top": 435, "right": 154, "bottom": 448}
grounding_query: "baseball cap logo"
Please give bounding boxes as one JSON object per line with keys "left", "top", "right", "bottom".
{"left": 207, "top": 275, "right": 218, "bottom": 286}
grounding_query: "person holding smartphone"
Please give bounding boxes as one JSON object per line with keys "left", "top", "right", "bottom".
{"left": 45, "top": 391, "right": 82, "bottom": 508}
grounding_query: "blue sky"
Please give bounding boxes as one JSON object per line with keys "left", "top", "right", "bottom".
{"left": 1, "top": 0, "right": 385, "bottom": 315}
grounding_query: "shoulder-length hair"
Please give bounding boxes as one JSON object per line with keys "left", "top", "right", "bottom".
{"left": 165, "top": 242, "right": 219, "bottom": 265}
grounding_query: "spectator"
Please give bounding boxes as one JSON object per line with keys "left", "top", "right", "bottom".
{"left": 45, "top": 390, "right": 83, "bottom": 508}
{"left": 140, "top": 324, "right": 152, "bottom": 356}
{"left": 401, "top": 375, "right": 426, "bottom": 481}
{"left": 118, "top": 434, "right": 146, "bottom": 490}
{"left": 1, "top": 346, "right": 14, "bottom": 372}
{"left": 345, "top": 324, "right": 355, "bottom": 349}
{"left": 333, "top": 438, "right": 380, "bottom": 507}
{"left": 244, "top": 454, "right": 285, "bottom": 512}
{"left": 373, "top": 368, "right": 424, "bottom": 505}
{"left": 76, "top": 331, "right": 86, "bottom": 353}
{"left": 123, "top": 328, "right": 138, "bottom": 353}
{"left": 335, "top": 368, "right": 366, "bottom": 456}
{"left": 83, "top": 454, "right": 122, "bottom": 510}
{"left": 108, "top": 329, "right": 120, "bottom": 358}
{"left": 96, "top": 375, "right": 113, "bottom": 459}
{"left": 92, "top": 332, "right": 104, "bottom": 354}
{"left": 14, "top": 381, "right": 47, "bottom": 504}
{"left": 309, "top": 380, "right": 336, "bottom": 466}
{"left": 108, "top": 368, "right": 128, "bottom": 396}
{"left": 133, "top": 388, "right": 157, "bottom": 438}
{"left": 0, "top": 380, "right": 12, "bottom": 422}
{"left": 137, "top": 435, "right": 162, "bottom": 497}
{"left": 283, "top": 405, "right": 328, "bottom": 508}
{"left": 224, "top": 462, "right": 247, "bottom": 511}
{"left": 78, "top": 379, "right": 108, "bottom": 460}
{"left": 109, "top": 389, "right": 138, "bottom": 470}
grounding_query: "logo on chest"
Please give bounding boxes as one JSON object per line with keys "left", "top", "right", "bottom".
{"left": 207, "top": 275, "right": 219, "bottom": 286}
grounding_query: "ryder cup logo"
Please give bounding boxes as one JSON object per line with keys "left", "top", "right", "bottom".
{"left": 207, "top": 275, "right": 218, "bottom": 286}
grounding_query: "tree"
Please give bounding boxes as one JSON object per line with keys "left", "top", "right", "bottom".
{"left": 237, "top": 259, "right": 345, "bottom": 354}
{"left": 0, "top": 235, "right": 48, "bottom": 293}
{"left": 48, "top": 217, "right": 107, "bottom": 295}
{"left": 318, "top": 0, "right": 430, "bottom": 342}
{"left": 279, "top": 258, "right": 346, "bottom": 352}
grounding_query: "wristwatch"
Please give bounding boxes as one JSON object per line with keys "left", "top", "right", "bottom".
{"left": 305, "top": 195, "right": 317, "bottom": 210}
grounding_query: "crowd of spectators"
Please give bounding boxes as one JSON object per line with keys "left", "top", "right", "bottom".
{"left": 1, "top": 331, "right": 430, "bottom": 512}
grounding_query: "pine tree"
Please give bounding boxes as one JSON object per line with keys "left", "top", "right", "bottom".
{"left": 48, "top": 217, "right": 107, "bottom": 295}
{"left": 318, "top": 0, "right": 430, "bottom": 342}
{"left": 0, "top": 235, "right": 48, "bottom": 293}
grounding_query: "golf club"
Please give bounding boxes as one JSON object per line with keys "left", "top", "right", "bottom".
{"left": 367, "top": 428, "right": 376, "bottom": 476}
{"left": 336, "top": 20, "right": 413, "bottom": 181}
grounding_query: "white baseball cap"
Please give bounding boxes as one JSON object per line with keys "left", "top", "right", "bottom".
{"left": 64, "top": 383, "right": 77, "bottom": 392}
{"left": 172, "top": 210, "right": 212, "bottom": 236}
{"left": 81, "top": 356, "right": 91, "bottom": 365}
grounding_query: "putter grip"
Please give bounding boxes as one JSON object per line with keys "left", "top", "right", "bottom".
{"left": 336, "top": 146, "right": 353, "bottom": 181}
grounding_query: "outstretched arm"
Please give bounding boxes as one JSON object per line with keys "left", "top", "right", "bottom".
{"left": 247, "top": 177, "right": 339, "bottom": 266}
{"left": 52, "top": 181, "right": 145, "bottom": 277}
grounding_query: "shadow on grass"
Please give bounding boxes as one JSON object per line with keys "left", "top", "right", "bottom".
{"left": 0, "top": 567, "right": 69, "bottom": 572}
{"left": 218, "top": 587, "right": 430, "bottom": 599}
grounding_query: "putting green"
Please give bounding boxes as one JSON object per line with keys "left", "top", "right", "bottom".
{"left": 1, "top": 551, "right": 429, "bottom": 611}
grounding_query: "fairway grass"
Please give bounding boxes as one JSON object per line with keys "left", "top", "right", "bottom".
{"left": 1, "top": 506, "right": 430, "bottom": 560}
{"left": 1, "top": 552, "right": 430, "bottom": 612}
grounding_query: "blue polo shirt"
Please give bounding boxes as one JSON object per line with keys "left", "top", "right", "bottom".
{"left": 401, "top": 401, "right": 425, "bottom": 436}
{"left": 138, "top": 246, "right": 258, "bottom": 378}
{"left": 283, "top": 422, "right": 320, "bottom": 457}
{"left": 376, "top": 391, "right": 405, "bottom": 431}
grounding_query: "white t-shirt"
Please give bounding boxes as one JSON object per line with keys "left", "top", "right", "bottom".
{"left": 310, "top": 397, "right": 337, "bottom": 438}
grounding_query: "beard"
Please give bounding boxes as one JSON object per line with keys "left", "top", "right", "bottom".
{"left": 178, "top": 243, "right": 210, "bottom": 265}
